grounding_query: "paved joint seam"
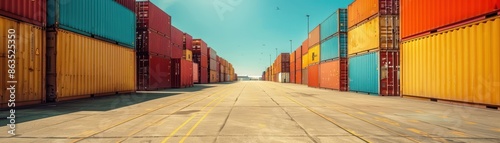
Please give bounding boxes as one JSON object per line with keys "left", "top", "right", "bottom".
{"left": 213, "top": 83, "right": 247, "bottom": 143}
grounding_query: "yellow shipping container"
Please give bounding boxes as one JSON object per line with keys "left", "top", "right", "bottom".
{"left": 302, "top": 53, "right": 309, "bottom": 69}
{"left": 308, "top": 45, "right": 320, "bottom": 65}
{"left": 183, "top": 49, "right": 192, "bottom": 61}
{"left": 46, "top": 29, "right": 136, "bottom": 101}
{"left": 402, "top": 16, "right": 500, "bottom": 106}
{"left": 0, "top": 16, "right": 45, "bottom": 108}
{"left": 348, "top": 15, "right": 399, "bottom": 55}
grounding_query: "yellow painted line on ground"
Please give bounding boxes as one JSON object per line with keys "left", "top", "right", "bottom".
{"left": 178, "top": 89, "right": 233, "bottom": 143}
{"left": 161, "top": 87, "right": 233, "bottom": 143}
{"left": 71, "top": 86, "right": 230, "bottom": 143}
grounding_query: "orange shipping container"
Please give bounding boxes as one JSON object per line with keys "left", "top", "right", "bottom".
{"left": 348, "top": 0, "right": 399, "bottom": 28}
{"left": 1, "top": 16, "right": 45, "bottom": 108}
{"left": 319, "top": 59, "right": 348, "bottom": 91}
{"left": 46, "top": 28, "right": 136, "bottom": 102}
{"left": 308, "top": 64, "right": 319, "bottom": 88}
{"left": 401, "top": 0, "right": 500, "bottom": 39}
{"left": 309, "top": 25, "right": 321, "bottom": 47}
{"left": 301, "top": 39, "right": 309, "bottom": 54}
{"left": 210, "top": 70, "right": 218, "bottom": 83}
{"left": 296, "top": 69, "right": 302, "bottom": 84}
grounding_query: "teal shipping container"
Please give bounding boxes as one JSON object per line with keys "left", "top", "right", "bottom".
{"left": 47, "top": 0, "right": 136, "bottom": 48}
{"left": 320, "top": 9, "right": 347, "bottom": 40}
{"left": 320, "top": 33, "right": 347, "bottom": 61}
{"left": 348, "top": 51, "right": 400, "bottom": 96}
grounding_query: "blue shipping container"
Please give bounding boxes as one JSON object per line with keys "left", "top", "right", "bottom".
{"left": 348, "top": 52, "right": 379, "bottom": 95}
{"left": 48, "top": 0, "right": 136, "bottom": 48}
{"left": 320, "top": 9, "right": 347, "bottom": 40}
{"left": 320, "top": 33, "right": 347, "bottom": 61}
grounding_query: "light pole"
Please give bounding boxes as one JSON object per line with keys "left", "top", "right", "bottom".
{"left": 306, "top": 15, "right": 310, "bottom": 36}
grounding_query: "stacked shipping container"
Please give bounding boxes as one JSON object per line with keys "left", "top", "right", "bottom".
{"left": 319, "top": 9, "right": 349, "bottom": 91}
{"left": 272, "top": 53, "right": 290, "bottom": 83}
{"left": 290, "top": 51, "right": 296, "bottom": 83}
{"left": 295, "top": 47, "right": 302, "bottom": 84}
{"left": 171, "top": 26, "right": 193, "bottom": 88}
{"left": 308, "top": 26, "right": 321, "bottom": 88}
{"left": 193, "top": 39, "right": 208, "bottom": 84}
{"left": 401, "top": 1, "right": 500, "bottom": 106}
{"left": 208, "top": 48, "right": 218, "bottom": 83}
{"left": 347, "top": 0, "right": 400, "bottom": 96}
{"left": 301, "top": 39, "right": 309, "bottom": 85}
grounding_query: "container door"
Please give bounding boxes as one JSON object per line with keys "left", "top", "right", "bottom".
{"left": 379, "top": 51, "right": 400, "bottom": 96}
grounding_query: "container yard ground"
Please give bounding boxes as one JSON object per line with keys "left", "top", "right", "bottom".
{"left": 1, "top": 81, "right": 500, "bottom": 143}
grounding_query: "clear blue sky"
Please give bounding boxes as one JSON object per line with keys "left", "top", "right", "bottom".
{"left": 152, "top": 0, "right": 353, "bottom": 76}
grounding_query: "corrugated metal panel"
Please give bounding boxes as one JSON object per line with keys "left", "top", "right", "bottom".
{"left": 0, "top": 17, "right": 45, "bottom": 108}
{"left": 302, "top": 53, "right": 309, "bottom": 69}
{"left": 136, "top": 29, "right": 171, "bottom": 57}
{"left": 115, "top": 0, "right": 135, "bottom": 12}
{"left": 321, "top": 9, "right": 347, "bottom": 40}
{"left": 46, "top": 29, "right": 136, "bottom": 101}
{"left": 296, "top": 70, "right": 302, "bottom": 84}
{"left": 401, "top": 0, "right": 500, "bottom": 39}
{"left": 295, "top": 52, "right": 302, "bottom": 70}
{"left": 209, "top": 48, "right": 217, "bottom": 60}
{"left": 290, "top": 67, "right": 296, "bottom": 83}
{"left": 309, "top": 25, "right": 321, "bottom": 46}
{"left": 193, "top": 39, "right": 208, "bottom": 55}
{"left": 302, "top": 39, "right": 309, "bottom": 54}
{"left": 171, "top": 26, "right": 183, "bottom": 58}
{"left": 308, "top": 45, "right": 320, "bottom": 65}
{"left": 193, "top": 63, "right": 199, "bottom": 83}
{"left": 0, "top": 0, "right": 46, "bottom": 27}
{"left": 308, "top": 64, "right": 319, "bottom": 88}
{"left": 210, "top": 70, "right": 218, "bottom": 83}
{"left": 136, "top": 1, "right": 171, "bottom": 35}
{"left": 320, "top": 33, "right": 347, "bottom": 61}
{"left": 402, "top": 16, "right": 500, "bottom": 105}
{"left": 210, "top": 59, "right": 217, "bottom": 71}
{"left": 319, "top": 59, "right": 348, "bottom": 91}
{"left": 171, "top": 59, "right": 193, "bottom": 88}
{"left": 348, "top": 15, "right": 399, "bottom": 55}
{"left": 184, "top": 33, "right": 193, "bottom": 50}
{"left": 47, "top": 0, "right": 136, "bottom": 48}
{"left": 348, "top": 0, "right": 399, "bottom": 28}
{"left": 302, "top": 68, "right": 308, "bottom": 85}
{"left": 349, "top": 52, "right": 379, "bottom": 94}
{"left": 198, "top": 66, "right": 208, "bottom": 84}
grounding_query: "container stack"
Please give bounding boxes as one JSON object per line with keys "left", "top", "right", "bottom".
{"left": 319, "top": 9, "right": 348, "bottom": 91}
{"left": 293, "top": 47, "right": 302, "bottom": 84}
{"left": 171, "top": 26, "right": 193, "bottom": 88}
{"left": 301, "top": 39, "right": 309, "bottom": 85}
{"left": 193, "top": 63, "right": 199, "bottom": 83}
{"left": 308, "top": 26, "right": 321, "bottom": 88}
{"left": 1, "top": 0, "right": 47, "bottom": 107}
{"left": 135, "top": 0, "right": 172, "bottom": 91}
{"left": 193, "top": 39, "right": 209, "bottom": 84}
{"left": 272, "top": 53, "right": 290, "bottom": 83}
{"left": 347, "top": 0, "right": 399, "bottom": 95}
{"left": 44, "top": 0, "right": 136, "bottom": 101}
{"left": 115, "top": 0, "right": 136, "bottom": 12}
{"left": 208, "top": 48, "right": 219, "bottom": 83}
{"left": 400, "top": 0, "right": 500, "bottom": 106}
{"left": 290, "top": 51, "right": 296, "bottom": 83}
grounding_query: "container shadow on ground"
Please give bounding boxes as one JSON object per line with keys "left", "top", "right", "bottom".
{"left": 0, "top": 84, "right": 216, "bottom": 127}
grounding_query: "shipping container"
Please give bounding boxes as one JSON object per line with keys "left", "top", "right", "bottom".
{"left": 321, "top": 33, "right": 347, "bottom": 61}
{"left": 208, "top": 48, "right": 217, "bottom": 60}
{"left": 115, "top": 0, "right": 136, "bottom": 12}
{"left": 296, "top": 70, "right": 302, "bottom": 84}
{"left": 308, "top": 64, "right": 319, "bottom": 88}
{"left": 302, "top": 39, "right": 309, "bottom": 54}
{"left": 210, "top": 70, "right": 218, "bottom": 83}
{"left": 276, "top": 73, "right": 290, "bottom": 83}
{"left": 347, "top": 0, "right": 399, "bottom": 28}
{"left": 349, "top": 51, "right": 399, "bottom": 95}
{"left": 348, "top": 15, "right": 399, "bottom": 55}
{"left": 0, "top": 0, "right": 46, "bottom": 27}
{"left": 136, "top": 54, "right": 171, "bottom": 91}
{"left": 309, "top": 25, "right": 321, "bottom": 47}
{"left": 136, "top": 29, "right": 171, "bottom": 57}
{"left": 193, "top": 63, "right": 199, "bottom": 83}
{"left": 302, "top": 68, "right": 308, "bottom": 85}
{"left": 321, "top": 9, "right": 347, "bottom": 40}
{"left": 46, "top": 28, "right": 136, "bottom": 101}
{"left": 136, "top": 1, "right": 171, "bottom": 35}
{"left": 183, "top": 50, "right": 193, "bottom": 61}
{"left": 184, "top": 33, "right": 193, "bottom": 50}
{"left": 210, "top": 59, "right": 217, "bottom": 71}
{"left": 319, "top": 58, "right": 348, "bottom": 91}
{"left": 308, "top": 45, "right": 320, "bottom": 65}
{"left": 301, "top": 53, "right": 309, "bottom": 69}
{"left": 401, "top": 0, "right": 500, "bottom": 39}
{"left": 171, "top": 26, "right": 184, "bottom": 58}
{"left": 295, "top": 49, "right": 302, "bottom": 70}
{"left": 401, "top": 16, "right": 500, "bottom": 106}
{"left": 47, "top": 0, "right": 136, "bottom": 48}
{"left": 193, "top": 39, "right": 208, "bottom": 55}
{"left": 196, "top": 66, "right": 208, "bottom": 84}
{"left": 0, "top": 16, "right": 45, "bottom": 108}
{"left": 171, "top": 59, "right": 193, "bottom": 88}
{"left": 193, "top": 52, "right": 208, "bottom": 68}
{"left": 290, "top": 53, "right": 296, "bottom": 83}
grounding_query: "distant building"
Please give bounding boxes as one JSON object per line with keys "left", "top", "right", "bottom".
{"left": 237, "top": 75, "right": 262, "bottom": 81}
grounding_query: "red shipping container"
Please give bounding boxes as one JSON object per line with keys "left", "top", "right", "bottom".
{"left": 301, "top": 39, "right": 309, "bottom": 54}
{"left": 171, "top": 26, "right": 183, "bottom": 58}
{"left": 184, "top": 33, "right": 193, "bottom": 50}
{"left": 171, "top": 58, "right": 193, "bottom": 88}
{"left": 136, "top": 1, "right": 171, "bottom": 35}
{"left": 193, "top": 63, "right": 199, "bottom": 83}
{"left": 308, "top": 64, "right": 319, "bottom": 88}
{"left": 401, "top": 0, "right": 500, "bottom": 39}
{"left": 296, "top": 70, "right": 302, "bottom": 84}
{"left": 348, "top": 0, "right": 399, "bottom": 28}
{"left": 136, "top": 29, "right": 171, "bottom": 57}
{"left": 295, "top": 55, "right": 302, "bottom": 71}
{"left": 0, "top": 0, "right": 46, "bottom": 26}
{"left": 379, "top": 51, "right": 399, "bottom": 95}
{"left": 137, "top": 54, "right": 171, "bottom": 91}
{"left": 290, "top": 63, "right": 296, "bottom": 83}
{"left": 199, "top": 67, "right": 208, "bottom": 84}
{"left": 115, "top": 0, "right": 135, "bottom": 12}
{"left": 319, "top": 58, "right": 348, "bottom": 91}
{"left": 193, "top": 39, "right": 208, "bottom": 55}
